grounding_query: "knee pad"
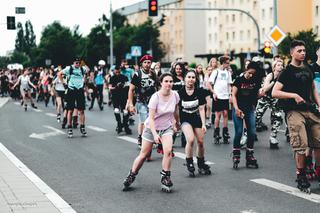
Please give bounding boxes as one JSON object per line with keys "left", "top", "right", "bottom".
{"left": 114, "top": 108, "right": 120, "bottom": 114}
{"left": 123, "top": 110, "right": 128, "bottom": 116}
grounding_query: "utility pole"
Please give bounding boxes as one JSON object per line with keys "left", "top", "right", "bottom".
{"left": 110, "top": 0, "right": 114, "bottom": 68}
{"left": 273, "top": 0, "right": 278, "bottom": 55}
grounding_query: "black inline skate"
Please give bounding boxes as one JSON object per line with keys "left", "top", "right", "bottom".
{"left": 137, "top": 135, "right": 142, "bottom": 149}
{"left": 61, "top": 117, "right": 67, "bottom": 129}
{"left": 67, "top": 126, "right": 73, "bottom": 138}
{"left": 185, "top": 157, "right": 195, "bottom": 177}
{"left": 296, "top": 170, "right": 311, "bottom": 194}
{"left": 232, "top": 149, "right": 241, "bottom": 169}
{"left": 160, "top": 170, "right": 173, "bottom": 193}
{"left": 80, "top": 125, "right": 87, "bottom": 137}
{"left": 306, "top": 156, "right": 315, "bottom": 180}
{"left": 123, "top": 170, "right": 137, "bottom": 191}
{"left": 213, "top": 127, "right": 221, "bottom": 144}
{"left": 197, "top": 157, "right": 211, "bottom": 175}
{"left": 245, "top": 149, "right": 259, "bottom": 169}
{"left": 222, "top": 127, "right": 230, "bottom": 144}
{"left": 57, "top": 113, "right": 61, "bottom": 123}
{"left": 24, "top": 104, "right": 27, "bottom": 111}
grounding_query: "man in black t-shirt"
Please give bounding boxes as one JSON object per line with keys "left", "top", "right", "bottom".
{"left": 273, "top": 40, "right": 320, "bottom": 193}
{"left": 109, "top": 66, "right": 131, "bottom": 135}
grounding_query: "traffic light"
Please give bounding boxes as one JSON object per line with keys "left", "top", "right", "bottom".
{"left": 263, "top": 41, "right": 272, "bottom": 57}
{"left": 7, "top": 16, "right": 16, "bottom": 30}
{"left": 148, "top": 0, "right": 158, "bottom": 17}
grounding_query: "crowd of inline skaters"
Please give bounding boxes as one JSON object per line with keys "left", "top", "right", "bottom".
{"left": 0, "top": 39, "right": 320, "bottom": 194}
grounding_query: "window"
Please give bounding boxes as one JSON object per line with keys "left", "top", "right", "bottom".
{"left": 214, "top": 17, "right": 217, "bottom": 25}
{"left": 232, "top": 31, "right": 236, "bottom": 40}
{"left": 208, "top": 18, "right": 212, "bottom": 27}
{"left": 262, "top": 28, "right": 265, "bottom": 36}
{"left": 208, "top": 2, "right": 212, "bottom": 8}
{"left": 226, "top": 0, "right": 229, "bottom": 6}
{"left": 219, "top": 24, "right": 222, "bottom": 30}
{"left": 214, "top": 0, "right": 217, "bottom": 7}
{"left": 315, "top": 25, "right": 319, "bottom": 35}
{"left": 253, "top": 1, "right": 257, "bottom": 9}
{"left": 214, "top": 33, "right": 218, "bottom": 42}
{"left": 226, "top": 15, "right": 229, "bottom": 24}
{"left": 247, "top": 30, "right": 251, "bottom": 39}
{"left": 240, "top": 30, "right": 244, "bottom": 40}
{"left": 209, "top": 34, "right": 212, "bottom": 42}
{"left": 316, "top": 5, "right": 319, "bottom": 16}
{"left": 226, "top": 32, "right": 229, "bottom": 41}
{"left": 262, "top": 9, "right": 265, "bottom": 19}
{"left": 232, "top": 14, "right": 236, "bottom": 23}
{"left": 240, "top": 13, "right": 243, "bottom": 22}
{"left": 269, "top": 7, "right": 273, "bottom": 19}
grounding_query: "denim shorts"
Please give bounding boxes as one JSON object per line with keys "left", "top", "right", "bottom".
{"left": 142, "top": 127, "right": 174, "bottom": 143}
{"left": 136, "top": 102, "right": 149, "bottom": 123}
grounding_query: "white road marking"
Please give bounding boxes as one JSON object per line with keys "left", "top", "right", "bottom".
{"left": 118, "top": 136, "right": 215, "bottom": 165}
{"left": 278, "top": 129, "right": 286, "bottom": 133}
{"left": 14, "top": 102, "right": 20, "bottom": 106}
{"left": 0, "top": 143, "right": 77, "bottom": 213}
{"left": 240, "top": 210, "right": 258, "bottom": 213}
{"left": 46, "top": 112, "right": 57, "bottom": 117}
{"left": 0, "top": 97, "right": 9, "bottom": 108}
{"left": 29, "top": 125, "right": 65, "bottom": 140}
{"left": 32, "top": 108, "right": 43, "bottom": 112}
{"left": 251, "top": 178, "right": 320, "bottom": 203}
{"left": 87, "top": 125, "right": 107, "bottom": 132}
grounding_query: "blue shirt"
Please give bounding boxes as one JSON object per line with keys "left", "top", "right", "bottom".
{"left": 62, "top": 66, "right": 87, "bottom": 89}
{"left": 95, "top": 68, "right": 106, "bottom": 85}
{"left": 121, "top": 68, "right": 134, "bottom": 82}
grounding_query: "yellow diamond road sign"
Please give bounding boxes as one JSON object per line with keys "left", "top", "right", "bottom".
{"left": 267, "top": 25, "right": 286, "bottom": 47}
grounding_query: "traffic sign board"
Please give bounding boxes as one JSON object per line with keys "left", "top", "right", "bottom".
{"left": 131, "top": 46, "right": 142, "bottom": 57}
{"left": 125, "top": 53, "right": 132, "bottom": 60}
{"left": 15, "top": 7, "right": 26, "bottom": 14}
{"left": 267, "top": 25, "right": 286, "bottom": 46}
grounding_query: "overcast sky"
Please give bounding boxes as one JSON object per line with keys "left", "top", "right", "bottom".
{"left": 0, "top": 0, "right": 143, "bottom": 56}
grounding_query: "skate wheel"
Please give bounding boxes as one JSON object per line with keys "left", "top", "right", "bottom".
{"left": 233, "top": 163, "right": 238, "bottom": 169}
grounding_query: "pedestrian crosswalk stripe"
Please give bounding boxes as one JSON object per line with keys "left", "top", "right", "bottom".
{"left": 87, "top": 125, "right": 107, "bottom": 132}
{"left": 251, "top": 178, "right": 320, "bottom": 203}
{"left": 118, "top": 136, "right": 215, "bottom": 165}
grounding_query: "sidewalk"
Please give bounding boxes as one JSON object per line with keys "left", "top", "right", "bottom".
{"left": 0, "top": 97, "right": 76, "bottom": 213}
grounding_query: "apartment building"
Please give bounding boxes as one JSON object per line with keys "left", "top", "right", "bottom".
{"left": 117, "top": 0, "right": 319, "bottom": 63}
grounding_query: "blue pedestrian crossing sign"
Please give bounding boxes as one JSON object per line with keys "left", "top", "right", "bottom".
{"left": 131, "top": 46, "right": 142, "bottom": 57}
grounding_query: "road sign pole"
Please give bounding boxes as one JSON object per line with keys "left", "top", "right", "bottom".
{"left": 135, "top": 57, "right": 138, "bottom": 65}
{"left": 273, "top": 0, "right": 278, "bottom": 55}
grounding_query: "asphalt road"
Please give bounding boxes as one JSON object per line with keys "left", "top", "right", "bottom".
{"left": 0, "top": 98, "right": 320, "bottom": 213}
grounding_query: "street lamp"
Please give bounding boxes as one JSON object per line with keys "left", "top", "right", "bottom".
{"left": 109, "top": 0, "right": 114, "bottom": 68}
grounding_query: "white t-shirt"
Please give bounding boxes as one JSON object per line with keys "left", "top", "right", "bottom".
{"left": 19, "top": 75, "right": 30, "bottom": 90}
{"left": 209, "top": 68, "right": 232, "bottom": 100}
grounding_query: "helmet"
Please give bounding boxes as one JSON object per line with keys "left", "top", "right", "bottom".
{"left": 98, "top": 60, "right": 106, "bottom": 66}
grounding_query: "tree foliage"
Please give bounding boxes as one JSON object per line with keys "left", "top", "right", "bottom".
{"left": 278, "top": 29, "right": 320, "bottom": 63}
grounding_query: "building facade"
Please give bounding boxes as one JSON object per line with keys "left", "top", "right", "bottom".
{"left": 117, "top": 0, "right": 319, "bottom": 63}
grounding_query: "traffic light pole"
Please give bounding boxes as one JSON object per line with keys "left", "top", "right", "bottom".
{"left": 110, "top": 0, "right": 114, "bottom": 68}
{"left": 273, "top": 0, "right": 278, "bottom": 55}
{"left": 159, "top": 7, "right": 261, "bottom": 52}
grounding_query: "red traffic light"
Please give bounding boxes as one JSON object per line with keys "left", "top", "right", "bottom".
{"left": 148, "top": 0, "right": 158, "bottom": 16}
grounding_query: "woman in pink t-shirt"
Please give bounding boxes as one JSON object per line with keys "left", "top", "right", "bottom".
{"left": 123, "top": 73, "right": 179, "bottom": 193}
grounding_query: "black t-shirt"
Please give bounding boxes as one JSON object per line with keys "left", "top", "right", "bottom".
{"left": 233, "top": 75, "right": 260, "bottom": 110}
{"left": 109, "top": 74, "right": 128, "bottom": 94}
{"left": 277, "top": 64, "right": 314, "bottom": 111}
{"left": 172, "top": 75, "right": 184, "bottom": 91}
{"left": 131, "top": 69, "right": 157, "bottom": 104}
{"left": 178, "top": 87, "right": 206, "bottom": 123}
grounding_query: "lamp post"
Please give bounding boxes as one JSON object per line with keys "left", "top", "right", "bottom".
{"left": 273, "top": 0, "right": 278, "bottom": 55}
{"left": 110, "top": 0, "right": 114, "bottom": 68}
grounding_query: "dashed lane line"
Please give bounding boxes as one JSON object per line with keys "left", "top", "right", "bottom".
{"left": 87, "top": 125, "right": 107, "bottom": 132}
{"left": 118, "top": 136, "right": 215, "bottom": 165}
{"left": 251, "top": 178, "right": 320, "bottom": 203}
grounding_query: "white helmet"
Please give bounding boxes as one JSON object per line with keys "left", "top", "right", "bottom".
{"left": 98, "top": 60, "right": 106, "bottom": 66}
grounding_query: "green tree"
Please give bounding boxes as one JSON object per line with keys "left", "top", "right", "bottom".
{"left": 15, "top": 22, "right": 25, "bottom": 52}
{"left": 24, "top": 20, "right": 36, "bottom": 56}
{"left": 35, "top": 21, "right": 81, "bottom": 66}
{"left": 278, "top": 29, "right": 320, "bottom": 63}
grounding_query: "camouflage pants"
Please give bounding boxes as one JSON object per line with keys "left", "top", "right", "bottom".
{"left": 256, "top": 96, "right": 283, "bottom": 137}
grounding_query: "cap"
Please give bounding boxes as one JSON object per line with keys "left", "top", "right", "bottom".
{"left": 139, "top": 55, "right": 153, "bottom": 63}
{"left": 73, "top": 57, "right": 81, "bottom": 62}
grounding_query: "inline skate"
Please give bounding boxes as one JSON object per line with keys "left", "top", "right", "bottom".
{"left": 197, "top": 157, "right": 211, "bottom": 175}
{"left": 213, "top": 127, "right": 221, "bottom": 144}
{"left": 246, "top": 149, "right": 259, "bottom": 169}
{"left": 160, "top": 170, "right": 173, "bottom": 193}
{"left": 123, "top": 170, "right": 137, "bottom": 191}
{"left": 185, "top": 157, "right": 195, "bottom": 177}
{"left": 296, "top": 170, "right": 311, "bottom": 194}
{"left": 232, "top": 149, "right": 241, "bottom": 169}
{"left": 222, "top": 127, "right": 230, "bottom": 144}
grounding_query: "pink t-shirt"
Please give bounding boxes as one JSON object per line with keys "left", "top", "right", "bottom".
{"left": 145, "top": 91, "right": 180, "bottom": 130}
